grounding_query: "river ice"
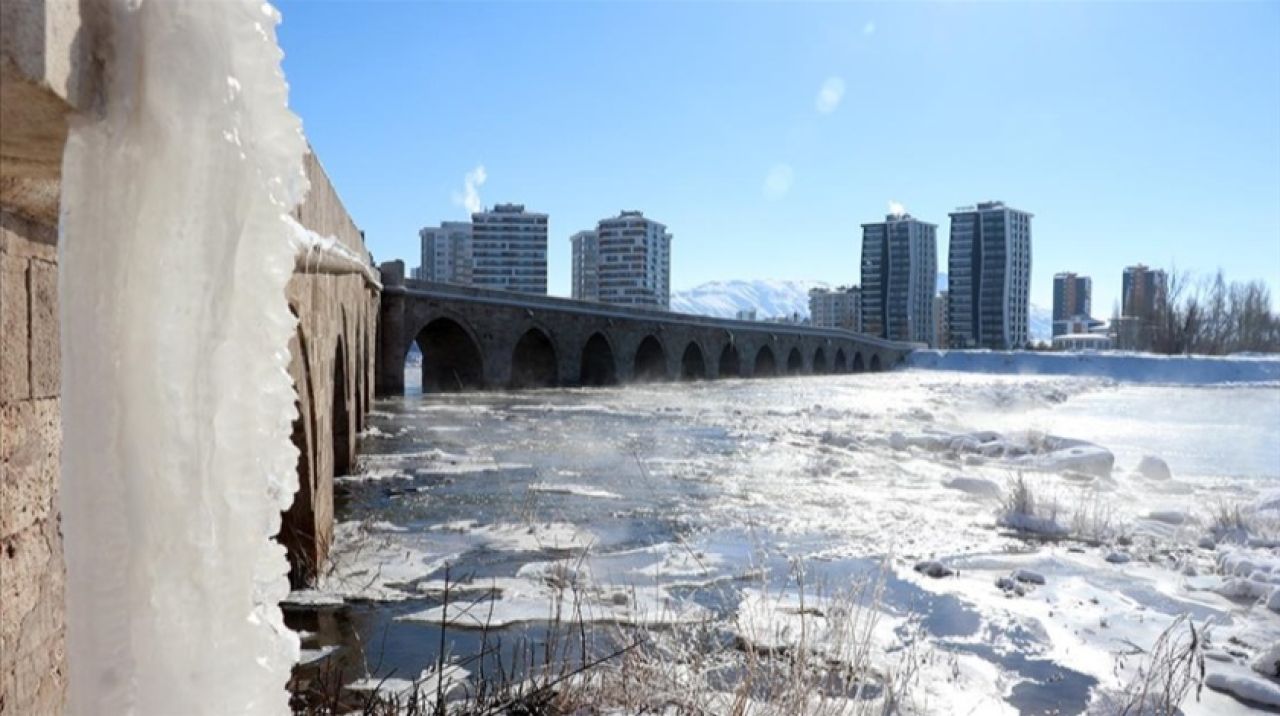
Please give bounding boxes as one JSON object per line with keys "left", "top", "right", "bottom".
{"left": 288, "top": 364, "right": 1280, "bottom": 714}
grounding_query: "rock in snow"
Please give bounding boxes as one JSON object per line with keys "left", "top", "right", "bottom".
{"left": 1135, "top": 455, "right": 1173, "bottom": 480}
{"left": 1013, "top": 569, "right": 1046, "bottom": 585}
{"left": 1205, "top": 671, "right": 1280, "bottom": 708}
{"left": 914, "top": 560, "right": 955, "bottom": 579}
{"left": 1105, "top": 551, "right": 1132, "bottom": 564}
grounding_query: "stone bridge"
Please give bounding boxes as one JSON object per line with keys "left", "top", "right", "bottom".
{"left": 376, "top": 261, "right": 911, "bottom": 396}
{"left": 1, "top": 8, "right": 376, "bottom": 709}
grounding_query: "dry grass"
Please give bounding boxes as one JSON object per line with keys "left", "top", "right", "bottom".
{"left": 290, "top": 555, "right": 922, "bottom": 715}
{"left": 1097, "top": 614, "right": 1205, "bottom": 716}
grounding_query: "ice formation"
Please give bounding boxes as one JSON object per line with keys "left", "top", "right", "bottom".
{"left": 59, "top": 1, "right": 307, "bottom": 713}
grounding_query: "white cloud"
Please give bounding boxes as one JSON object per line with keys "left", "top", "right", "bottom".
{"left": 451, "top": 164, "right": 487, "bottom": 214}
{"left": 888, "top": 200, "right": 906, "bottom": 217}
{"left": 815, "top": 77, "right": 846, "bottom": 114}
{"left": 763, "top": 164, "right": 794, "bottom": 200}
{"left": 863, "top": 21, "right": 876, "bottom": 36}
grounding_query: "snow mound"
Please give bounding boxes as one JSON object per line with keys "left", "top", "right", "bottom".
{"left": 891, "top": 429, "right": 1113, "bottom": 479}
{"left": 908, "top": 350, "right": 1280, "bottom": 385}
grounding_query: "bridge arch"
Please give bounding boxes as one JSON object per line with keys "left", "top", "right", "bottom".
{"left": 852, "top": 351, "right": 866, "bottom": 373}
{"left": 680, "top": 341, "right": 707, "bottom": 380}
{"left": 511, "top": 327, "right": 558, "bottom": 388}
{"left": 833, "top": 348, "right": 847, "bottom": 373}
{"left": 753, "top": 345, "right": 777, "bottom": 377}
{"left": 633, "top": 335, "right": 668, "bottom": 382}
{"left": 332, "top": 338, "right": 352, "bottom": 478}
{"left": 580, "top": 332, "right": 618, "bottom": 386}
{"left": 870, "top": 354, "right": 883, "bottom": 372}
{"left": 813, "top": 347, "right": 828, "bottom": 374}
{"left": 718, "top": 343, "right": 741, "bottom": 378}
{"left": 786, "top": 346, "right": 804, "bottom": 375}
{"left": 414, "top": 316, "right": 485, "bottom": 392}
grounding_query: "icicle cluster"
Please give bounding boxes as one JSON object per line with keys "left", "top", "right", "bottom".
{"left": 59, "top": 1, "right": 308, "bottom": 713}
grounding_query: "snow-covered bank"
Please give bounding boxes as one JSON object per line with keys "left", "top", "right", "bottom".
{"left": 909, "top": 349, "right": 1280, "bottom": 384}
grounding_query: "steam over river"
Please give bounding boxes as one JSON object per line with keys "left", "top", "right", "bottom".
{"left": 287, "top": 367, "right": 1280, "bottom": 714}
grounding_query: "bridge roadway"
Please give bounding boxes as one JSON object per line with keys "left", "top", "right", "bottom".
{"left": 376, "top": 261, "right": 913, "bottom": 396}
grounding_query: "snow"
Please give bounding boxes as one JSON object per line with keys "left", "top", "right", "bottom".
{"left": 59, "top": 1, "right": 306, "bottom": 713}
{"left": 1204, "top": 671, "right": 1280, "bottom": 707}
{"left": 669, "top": 279, "right": 829, "bottom": 320}
{"left": 528, "top": 482, "right": 622, "bottom": 499}
{"left": 1136, "top": 454, "right": 1173, "bottom": 480}
{"left": 909, "top": 349, "right": 1280, "bottom": 385}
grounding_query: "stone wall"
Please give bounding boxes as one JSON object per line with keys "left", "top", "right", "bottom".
{"left": 280, "top": 152, "right": 379, "bottom": 585}
{"left": 1, "top": 209, "right": 65, "bottom": 715}
{"left": 0, "top": 0, "right": 102, "bottom": 710}
{"left": 2, "top": 6, "right": 378, "bottom": 713}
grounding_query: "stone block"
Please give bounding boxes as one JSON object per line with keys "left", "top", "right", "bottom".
{"left": 0, "top": 520, "right": 53, "bottom": 661}
{"left": 0, "top": 399, "right": 58, "bottom": 539}
{"left": 27, "top": 260, "right": 57, "bottom": 398}
{"left": 0, "top": 253, "right": 29, "bottom": 402}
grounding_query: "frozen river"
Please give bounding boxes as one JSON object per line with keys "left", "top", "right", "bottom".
{"left": 287, "top": 365, "right": 1280, "bottom": 714}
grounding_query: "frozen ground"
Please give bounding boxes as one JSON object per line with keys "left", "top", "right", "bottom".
{"left": 287, "top": 358, "right": 1280, "bottom": 714}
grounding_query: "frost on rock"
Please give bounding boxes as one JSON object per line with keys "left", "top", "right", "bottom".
{"left": 1135, "top": 455, "right": 1172, "bottom": 480}
{"left": 59, "top": 1, "right": 308, "bottom": 713}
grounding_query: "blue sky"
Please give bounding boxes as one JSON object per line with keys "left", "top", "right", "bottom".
{"left": 276, "top": 1, "right": 1280, "bottom": 313}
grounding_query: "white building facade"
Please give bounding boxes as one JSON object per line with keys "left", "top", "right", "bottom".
{"left": 416, "top": 221, "right": 473, "bottom": 284}
{"left": 947, "top": 201, "right": 1033, "bottom": 350}
{"left": 860, "top": 213, "right": 937, "bottom": 344}
{"left": 570, "top": 230, "right": 600, "bottom": 301}
{"left": 595, "top": 211, "right": 672, "bottom": 309}
{"left": 808, "top": 286, "right": 862, "bottom": 331}
{"left": 471, "top": 203, "right": 548, "bottom": 294}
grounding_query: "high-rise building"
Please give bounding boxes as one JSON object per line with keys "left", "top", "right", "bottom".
{"left": 416, "top": 221, "right": 473, "bottom": 284}
{"left": 1121, "top": 264, "right": 1167, "bottom": 321}
{"left": 470, "top": 203, "right": 548, "bottom": 294}
{"left": 932, "top": 291, "right": 950, "bottom": 348}
{"left": 947, "top": 201, "right": 1033, "bottom": 349}
{"left": 1052, "top": 272, "right": 1093, "bottom": 337}
{"left": 808, "top": 286, "right": 862, "bottom": 331}
{"left": 570, "top": 230, "right": 599, "bottom": 301}
{"left": 595, "top": 211, "right": 672, "bottom": 309}
{"left": 860, "top": 213, "right": 937, "bottom": 343}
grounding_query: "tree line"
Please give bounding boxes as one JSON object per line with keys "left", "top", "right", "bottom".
{"left": 1147, "top": 270, "right": 1280, "bottom": 355}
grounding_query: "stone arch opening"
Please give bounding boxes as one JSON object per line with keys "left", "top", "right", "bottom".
{"left": 633, "top": 335, "right": 667, "bottom": 382}
{"left": 680, "top": 342, "right": 706, "bottom": 380}
{"left": 580, "top": 332, "right": 617, "bottom": 386}
{"left": 414, "top": 317, "right": 484, "bottom": 392}
{"left": 852, "top": 351, "right": 866, "bottom": 373}
{"left": 332, "top": 339, "right": 352, "bottom": 478}
{"left": 786, "top": 347, "right": 804, "bottom": 375}
{"left": 753, "top": 345, "right": 777, "bottom": 377}
{"left": 718, "top": 344, "right": 741, "bottom": 378}
{"left": 282, "top": 322, "right": 319, "bottom": 587}
{"left": 834, "top": 348, "right": 848, "bottom": 373}
{"left": 870, "top": 354, "right": 883, "bottom": 372}
{"left": 813, "top": 347, "right": 828, "bottom": 374}
{"left": 511, "top": 328, "right": 558, "bottom": 388}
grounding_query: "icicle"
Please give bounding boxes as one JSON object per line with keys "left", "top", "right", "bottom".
{"left": 59, "top": 1, "right": 308, "bottom": 713}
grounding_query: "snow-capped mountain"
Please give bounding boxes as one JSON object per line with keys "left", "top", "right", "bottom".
{"left": 670, "top": 277, "right": 1054, "bottom": 343}
{"left": 670, "top": 279, "right": 830, "bottom": 320}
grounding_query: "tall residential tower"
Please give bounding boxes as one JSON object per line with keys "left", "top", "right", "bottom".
{"left": 471, "top": 203, "right": 548, "bottom": 294}
{"left": 593, "top": 211, "right": 672, "bottom": 309}
{"left": 1052, "top": 272, "right": 1093, "bottom": 337}
{"left": 947, "top": 201, "right": 1033, "bottom": 349}
{"left": 860, "top": 213, "right": 936, "bottom": 343}
{"left": 570, "top": 230, "right": 599, "bottom": 301}
{"left": 416, "top": 221, "right": 473, "bottom": 284}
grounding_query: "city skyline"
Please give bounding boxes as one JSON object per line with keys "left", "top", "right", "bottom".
{"left": 276, "top": 1, "right": 1280, "bottom": 315}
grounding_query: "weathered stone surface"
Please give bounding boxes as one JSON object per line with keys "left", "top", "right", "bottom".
{"left": 0, "top": 398, "right": 59, "bottom": 539}
{"left": 0, "top": 252, "right": 29, "bottom": 402}
{"left": 28, "top": 260, "right": 58, "bottom": 398}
